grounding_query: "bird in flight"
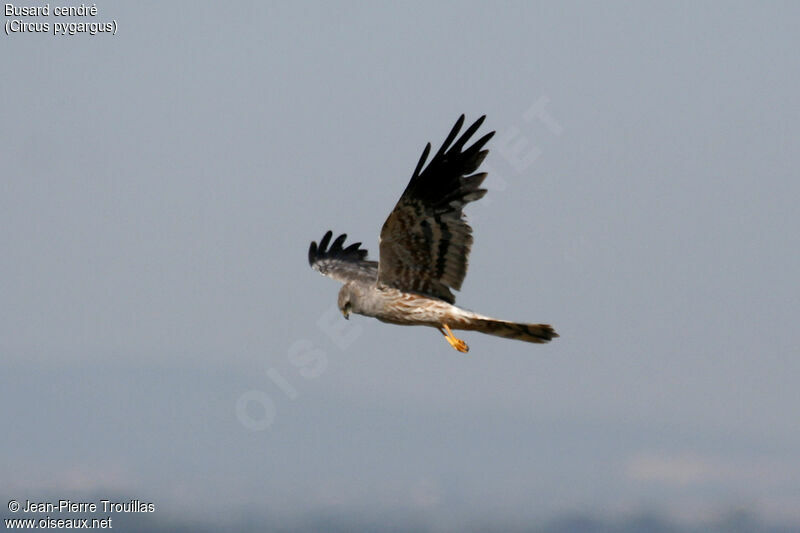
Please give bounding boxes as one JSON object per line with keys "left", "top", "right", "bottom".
{"left": 309, "top": 115, "right": 557, "bottom": 353}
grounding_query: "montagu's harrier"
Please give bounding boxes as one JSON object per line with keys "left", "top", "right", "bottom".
{"left": 309, "top": 115, "right": 557, "bottom": 352}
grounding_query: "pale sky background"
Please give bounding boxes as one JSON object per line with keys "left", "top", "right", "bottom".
{"left": 2, "top": 2, "right": 799, "bottom": 531}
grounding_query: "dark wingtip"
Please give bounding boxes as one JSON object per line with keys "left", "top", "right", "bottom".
{"left": 319, "top": 230, "right": 333, "bottom": 250}
{"left": 344, "top": 241, "right": 360, "bottom": 251}
{"left": 331, "top": 233, "right": 347, "bottom": 252}
{"left": 436, "top": 115, "right": 467, "bottom": 158}
{"left": 454, "top": 115, "right": 489, "bottom": 153}
{"left": 308, "top": 241, "right": 318, "bottom": 266}
{"left": 309, "top": 231, "right": 370, "bottom": 266}
{"left": 413, "top": 142, "right": 432, "bottom": 178}
{"left": 310, "top": 230, "right": 333, "bottom": 266}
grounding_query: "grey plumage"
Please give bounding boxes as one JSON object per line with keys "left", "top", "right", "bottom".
{"left": 308, "top": 115, "right": 558, "bottom": 351}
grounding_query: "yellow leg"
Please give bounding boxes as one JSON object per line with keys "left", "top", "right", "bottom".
{"left": 439, "top": 324, "right": 469, "bottom": 353}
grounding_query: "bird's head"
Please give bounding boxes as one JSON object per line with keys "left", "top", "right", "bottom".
{"left": 337, "top": 284, "right": 355, "bottom": 319}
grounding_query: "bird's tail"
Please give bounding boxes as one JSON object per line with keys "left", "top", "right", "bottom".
{"left": 465, "top": 316, "right": 558, "bottom": 344}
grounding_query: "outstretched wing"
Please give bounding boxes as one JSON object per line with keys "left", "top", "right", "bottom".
{"left": 309, "top": 230, "right": 378, "bottom": 284}
{"left": 378, "top": 115, "right": 494, "bottom": 304}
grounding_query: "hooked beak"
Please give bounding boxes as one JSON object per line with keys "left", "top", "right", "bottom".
{"left": 341, "top": 309, "right": 350, "bottom": 320}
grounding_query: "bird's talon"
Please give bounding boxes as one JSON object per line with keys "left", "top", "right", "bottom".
{"left": 442, "top": 324, "right": 469, "bottom": 353}
{"left": 449, "top": 337, "right": 469, "bottom": 353}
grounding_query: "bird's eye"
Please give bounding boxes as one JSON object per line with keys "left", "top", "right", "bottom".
{"left": 344, "top": 302, "right": 352, "bottom": 312}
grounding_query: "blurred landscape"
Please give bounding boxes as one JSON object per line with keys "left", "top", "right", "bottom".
{"left": 3, "top": 494, "right": 797, "bottom": 533}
